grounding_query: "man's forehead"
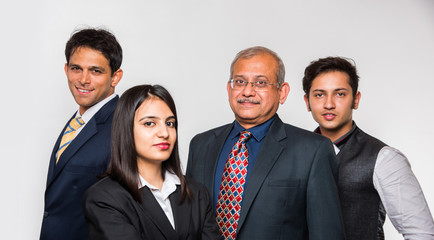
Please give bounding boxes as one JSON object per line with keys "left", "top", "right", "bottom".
{"left": 233, "top": 73, "right": 269, "bottom": 78}
{"left": 311, "top": 87, "right": 350, "bottom": 92}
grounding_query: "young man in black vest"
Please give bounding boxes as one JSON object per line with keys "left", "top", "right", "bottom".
{"left": 302, "top": 56, "right": 434, "bottom": 240}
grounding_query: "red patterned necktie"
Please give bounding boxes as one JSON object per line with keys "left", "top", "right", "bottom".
{"left": 216, "top": 131, "right": 252, "bottom": 240}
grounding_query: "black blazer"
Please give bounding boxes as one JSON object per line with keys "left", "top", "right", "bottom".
{"left": 186, "top": 115, "right": 345, "bottom": 240}
{"left": 41, "top": 96, "right": 118, "bottom": 240}
{"left": 82, "top": 176, "right": 221, "bottom": 240}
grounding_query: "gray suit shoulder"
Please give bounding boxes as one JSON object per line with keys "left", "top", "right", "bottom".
{"left": 190, "top": 123, "right": 232, "bottom": 142}
{"left": 281, "top": 122, "right": 333, "bottom": 145}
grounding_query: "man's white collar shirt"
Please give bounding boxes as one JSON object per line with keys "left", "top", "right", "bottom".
{"left": 73, "top": 93, "right": 117, "bottom": 137}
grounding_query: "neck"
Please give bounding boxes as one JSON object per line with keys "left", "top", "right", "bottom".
{"left": 137, "top": 160, "right": 163, "bottom": 190}
{"left": 319, "top": 124, "right": 353, "bottom": 143}
{"left": 320, "top": 130, "right": 343, "bottom": 143}
{"left": 237, "top": 116, "right": 273, "bottom": 130}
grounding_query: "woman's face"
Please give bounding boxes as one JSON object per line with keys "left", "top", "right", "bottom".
{"left": 133, "top": 97, "right": 176, "bottom": 165}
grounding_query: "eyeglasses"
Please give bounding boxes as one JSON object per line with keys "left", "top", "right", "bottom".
{"left": 229, "top": 79, "right": 278, "bottom": 91}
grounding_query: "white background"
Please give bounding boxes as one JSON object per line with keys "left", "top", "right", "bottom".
{"left": 1, "top": 0, "right": 433, "bottom": 239}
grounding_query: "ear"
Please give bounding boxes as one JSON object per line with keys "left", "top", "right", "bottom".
{"left": 304, "top": 94, "right": 311, "bottom": 112}
{"left": 227, "top": 81, "right": 232, "bottom": 95}
{"left": 278, "top": 82, "right": 290, "bottom": 104}
{"left": 64, "top": 63, "right": 68, "bottom": 75}
{"left": 353, "top": 91, "right": 361, "bottom": 109}
{"left": 111, "top": 68, "right": 123, "bottom": 88}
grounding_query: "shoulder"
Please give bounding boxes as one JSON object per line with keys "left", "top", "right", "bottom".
{"left": 185, "top": 176, "right": 207, "bottom": 191}
{"left": 190, "top": 123, "right": 232, "bottom": 143}
{"left": 184, "top": 176, "right": 211, "bottom": 198}
{"left": 192, "top": 123, "right": 232, "bottom": 139}
{"left": 278, "top": 120, "right": 331, "bottom": 145}
{"left": 355, "top": 126, "right": 386, "bottom": 143}
{"left": 268, "top": 118, "right": 336, "bottom": 161}
{"left": 93, "top": 96, "right": 119, "bottom": 124}
{"left": 84, "top": 176, "right": 130, "bottom": 203}
{"left": 376, "top": 146, "right": 409, "bottom": 168}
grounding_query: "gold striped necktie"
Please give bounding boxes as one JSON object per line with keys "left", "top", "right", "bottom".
{"left": 56, "top": 116, "right": 85, "bottom": 163}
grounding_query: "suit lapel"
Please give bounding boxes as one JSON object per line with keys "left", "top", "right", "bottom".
{"left": 170, "top": 186, "right": 191, "bottom": 238}
{"left": 46, "top": 96, "right": 119, "bottom": 188}
{"left": 237, "top": 117, "right": 287, "bottom": 230}
{"left": 49, "top": 118, "right": 98, "bottom": 183}
{"left": 139, "top": 187, "right": 178, "bottom": 239}
{"left": 46, "top": 113, "right": 75, "bottom": 186}
{"left": 204, "top": 124, "right": 233, "bottom": 204}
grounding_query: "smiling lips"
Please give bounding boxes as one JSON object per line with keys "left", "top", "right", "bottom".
{"left": 154, "top": 142, "right": 170, "bottom": 150}
{"left": 323, "top": 113, "right": 336, "bottom": 121}
{"left": 76, "top": 87, "right": 93, "bottom": 94}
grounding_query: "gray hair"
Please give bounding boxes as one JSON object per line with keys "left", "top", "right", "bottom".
{"left": 229, "top": 46, "right": 285, "bottom": 87}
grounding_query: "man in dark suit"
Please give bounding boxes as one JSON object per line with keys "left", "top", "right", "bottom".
{"left": 186, "top": 46, "right": 344, "bottom": 239}
{"left": 40, "top": 28, "right": 123, "bottom": 240}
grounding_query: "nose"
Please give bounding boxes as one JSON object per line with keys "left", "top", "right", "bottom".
{"left": 157, "top": 125, "right": 170, "bottom": 139}
{"left": 241, "top": 82, "right": 256, "bottom": 97}
{"left": 324, "top": 96, "right": 335, "bottom": 109}
{"left": 78, "top": 71, "right": 91, "bottom": 85}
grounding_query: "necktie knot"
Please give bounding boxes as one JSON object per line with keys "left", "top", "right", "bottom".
{"left": 239, "top": 131, "right": 252, "bottom": 143}
{"left": 70, "top": 116, "right": 85, "bottom": 130}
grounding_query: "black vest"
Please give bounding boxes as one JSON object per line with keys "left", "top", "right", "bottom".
{"left": 337, "top": 127, "right": 387, "bottom": 240}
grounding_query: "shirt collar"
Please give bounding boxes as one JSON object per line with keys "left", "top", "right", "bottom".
{"left": 333, "top": 121, "right": 357, "bottom": 146}
{"left": 231, "top": 115, "right": 276, "bottom": 142}
{"left": 138, "top": 170, "right": 181, "bottom": 190}
{"left": 314, "top": 121, "right": 357, "bottom": 148}
{"left": 75, "top": 93, "right": 117, "bottom": 122}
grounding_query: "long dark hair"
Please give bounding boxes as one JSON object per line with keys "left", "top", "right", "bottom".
{"left": 106, "top": 84, "right": 191, "bottom": 203}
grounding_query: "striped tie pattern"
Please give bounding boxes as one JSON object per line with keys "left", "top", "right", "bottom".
{"left": 216, "top": 131, "right": 252, "bottom": 240}
{"left": 56, "top": 116, "right": 85, "bottom": 163}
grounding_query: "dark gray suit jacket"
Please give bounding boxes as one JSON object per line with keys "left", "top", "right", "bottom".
{"left": 83, "top": 176, "right": 221, "bottom": 240}
{"left": 40, "top": 96, "right": 118, "bottom": 240}
{"left": 186, "top": 116, "right": 344, "bottom": 240}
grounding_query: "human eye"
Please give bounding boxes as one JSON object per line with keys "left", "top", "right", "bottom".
{"left": 143, "top": 121, "right": 155, "bottom": 127}
{"left": 336, "top": 92, "right": 346, "bottom": 97}
{"left": 255, "top": 80, "right": 269, "bottom": 88}
{"left": 166, "top": 120, "right": 176, "bottom": 128}
{"left": 69, "top": 65, "right": 81, "bottom": 72}
{"left": 91, "top": 68, "right": 104, "bottom": 75}
{"left": 314, "top": 93, "right": 323, "bottom": 98}
{"left": 234, "top": 79, "right": 246, "bottom": 86}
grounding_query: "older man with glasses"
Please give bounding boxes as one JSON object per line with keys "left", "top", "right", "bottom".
{"left": 186, "top": 46, "right": 344, "bottom": 240}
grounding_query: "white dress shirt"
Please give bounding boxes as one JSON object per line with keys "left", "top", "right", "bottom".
{"left": 73, "top": 93, "right": 117, "bottom": 137}
{"left": 334, "top": 145, "right": 434, "bottom": 239}
{"left": 139, "top": 171, "right": 181, "bottom": 229}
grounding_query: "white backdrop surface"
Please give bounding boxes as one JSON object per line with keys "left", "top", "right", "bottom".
{"left": 1, "top": 0, "right": 433, "bottom": 239}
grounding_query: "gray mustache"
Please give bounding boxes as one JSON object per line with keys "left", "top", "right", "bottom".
{"left": 237, "top": 98, "right": 260, "bottom": 104}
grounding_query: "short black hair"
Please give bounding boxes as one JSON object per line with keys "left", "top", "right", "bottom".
{"left": 303, "top": 57, "right": 359, "bottom": 99}
{"left": 65, "top": 28, "right": 122, "bottom": 75}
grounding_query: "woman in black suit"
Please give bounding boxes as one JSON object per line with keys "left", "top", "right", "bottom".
{"left": 82, "top": 84, "right": 220, "bottom": 240}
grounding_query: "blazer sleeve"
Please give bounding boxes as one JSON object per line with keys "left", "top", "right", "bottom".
{"left": 82, "top": 183, "right": 142, "bottom": 240}
{"left": 306, "top": 139, "right": 345, "bottom": 240}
